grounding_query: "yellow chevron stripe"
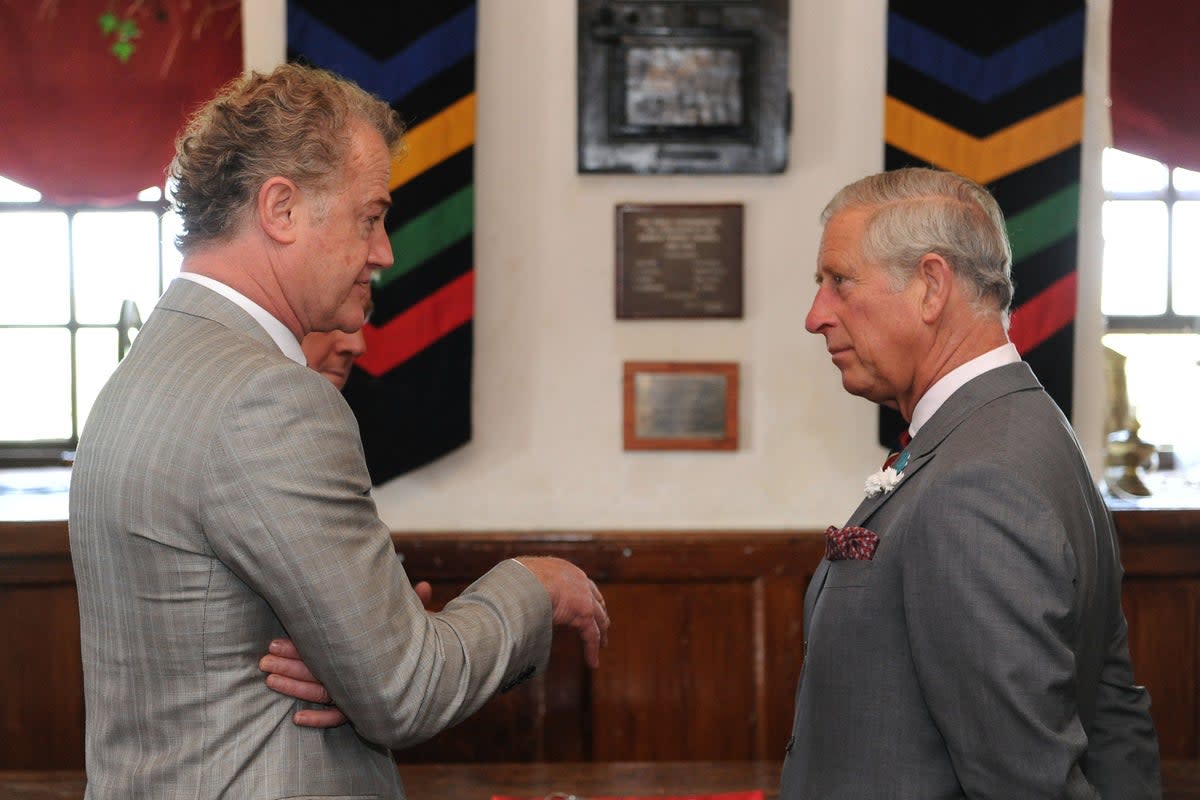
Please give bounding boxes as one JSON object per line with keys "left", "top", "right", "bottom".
{"left": 884, "top": 95, "right": 1084, "bottom": 185}
{"left": 389, "top": 93, "right": 476, "bottom": 190}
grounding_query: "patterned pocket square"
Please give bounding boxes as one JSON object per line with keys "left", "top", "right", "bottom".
{"left": 824, "top": 525, "right": 880, "bottom": 561}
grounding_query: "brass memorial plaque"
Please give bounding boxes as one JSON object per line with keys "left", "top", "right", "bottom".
{"left": 615, "top": 203, "right": 743, "bottom": 319}
{"left": 623, "top": 361, "right": 739, "bottom": 451}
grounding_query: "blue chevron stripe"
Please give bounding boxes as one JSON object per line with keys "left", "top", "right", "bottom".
{"left": 887, "top": 9, "right": 1084, "bottom": 103}
{"left": 287, "top": 4, "right": 476, "bottom": 104}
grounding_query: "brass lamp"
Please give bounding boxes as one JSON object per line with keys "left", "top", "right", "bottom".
{"left": 1103, "top": 346, "right": 1155, "bottom": 497}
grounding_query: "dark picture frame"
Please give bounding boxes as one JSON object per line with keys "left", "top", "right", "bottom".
{"left": 577, "top": 0, "right": 790, "bottom": 174}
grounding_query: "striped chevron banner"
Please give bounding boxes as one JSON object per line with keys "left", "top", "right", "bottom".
{"left": 882, "top": 1, "right": 1085, "bottom": 446}
{"left": 287, "top": 2, "right": 476, "bottom": 482}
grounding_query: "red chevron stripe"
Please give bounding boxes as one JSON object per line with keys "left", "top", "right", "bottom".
{"left": 1008, "top": 271, "right": 1077, "bottom": 356}
{"left": 358, "top": 271, "right": 474, "bottom": 377}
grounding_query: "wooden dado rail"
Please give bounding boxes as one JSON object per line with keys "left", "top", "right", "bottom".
{"left": 2, "top": 514, "right": 1198, "bottom": 771}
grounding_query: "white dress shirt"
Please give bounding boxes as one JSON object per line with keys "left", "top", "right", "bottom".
{"left": 908, "top": 342, "right": 1021, "bottom": 439}
{"left": 175, "top": 273, "right": 306, "bottom": 366}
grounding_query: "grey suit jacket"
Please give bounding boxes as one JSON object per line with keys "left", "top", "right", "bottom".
{"left": 69, "top": 279, "right": 552, "bottom": 799}
{"left": 778, "top": 362, "right": 1161, "bottom": 799}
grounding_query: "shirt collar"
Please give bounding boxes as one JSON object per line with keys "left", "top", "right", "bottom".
{"left": 908, "top": 342, "right": 1021, "bottom": 438}
{"left": 175, "top": 273, "right": 306, "bottom": 366}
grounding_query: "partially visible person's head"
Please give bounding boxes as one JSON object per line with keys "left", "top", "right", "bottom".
{"left": 819, "top": 167, "right": 1013, "bottom": 320}
{"left": 303, "top": 327, "right": 367, "bottom": 391}
{"left": 169, "top": 62, "right": 404, "bottom": 255}
{"left": 806, "top": 168, "right": 1013, "bottom": 417}
{"left": 303, "top": 298, "right": 372, "bottom": 390}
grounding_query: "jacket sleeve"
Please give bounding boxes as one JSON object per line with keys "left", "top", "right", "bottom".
{"left": 1081, "top": 589, "right": 1162, "bottom": 798}
{"left": 199, "top": 362, "right": 552, "bottom": 749}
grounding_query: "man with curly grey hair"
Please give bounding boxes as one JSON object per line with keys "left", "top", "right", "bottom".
{"left": 70, "top": 63, "right": 608, "bottom": 799}
{"left": 780, "top": 167, "right": 1160, "bottom": 798}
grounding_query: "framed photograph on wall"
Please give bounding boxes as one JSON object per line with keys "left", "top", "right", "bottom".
{"left": 577, "top": 0, "right": 790, "bottom": 174}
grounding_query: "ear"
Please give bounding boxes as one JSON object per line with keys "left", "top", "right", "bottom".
{"left": 257, "top": 177, "right": 300, "bottom": 245}
{"left": 916, "top": 252, "right": 953, "bottom": 324}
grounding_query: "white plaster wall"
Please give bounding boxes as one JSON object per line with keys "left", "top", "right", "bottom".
{"left": 243, "top": 0, "right": 1112, "bottom": 531}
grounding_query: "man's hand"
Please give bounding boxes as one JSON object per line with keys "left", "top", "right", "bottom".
{"left": 514, "top": 556, "right": 609, "bottom": 668}
{"left": 412, "top": 580, "right": 433, "bottom": 607}
{"left": 259, "top": 580, "right": 434, "bottom": 728}
{"left": 259, "top": 638, "right": 347, "bottom": 728}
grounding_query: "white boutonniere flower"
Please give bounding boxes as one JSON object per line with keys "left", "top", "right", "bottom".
{"left": 864, "top": 451, "right": 909, "bottom": 497}
{"left": 864, "top": 466, "right": 903, "bottom": 497}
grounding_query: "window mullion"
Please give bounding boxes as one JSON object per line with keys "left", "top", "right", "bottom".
{"left": 67, "top": 209, "right": 80, "bottom": 447}
{"left": 1167, "top": 176, "right": 1177, "bottom": 316}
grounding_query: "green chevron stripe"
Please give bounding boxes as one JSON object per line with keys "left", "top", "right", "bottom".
{"left": 377, "top": 185, "right": 474, "bottom": 287}
{"left": 1006, "top": 182, "right": 1079, "bottom": 264}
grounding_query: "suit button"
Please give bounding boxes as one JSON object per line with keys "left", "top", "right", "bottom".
{"left": 784, "top": 735, "right": 794, "bottom": 755}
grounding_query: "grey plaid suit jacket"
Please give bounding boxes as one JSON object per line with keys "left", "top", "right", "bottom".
{"left": 69, "top": 279, "right": 551, "bottom": 799}
{"left": 778, "top": 362, "right": 1161, "bottom": 799}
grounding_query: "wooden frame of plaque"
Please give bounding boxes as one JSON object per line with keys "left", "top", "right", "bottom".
{"left": 623, "top": 361, "right": 739, "bottom": 451}
{"left": 615, "top": 203, "right": 743, "bottom": 319}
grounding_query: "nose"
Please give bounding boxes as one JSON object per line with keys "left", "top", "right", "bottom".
{"left": 369, "top": 224, "right": 394, "bottom": 272}
{"left": 337, "top": 330, "right": 368, "bottom": 359}
{"left": 805, "top": 286, "right": 832, "bottom": 334}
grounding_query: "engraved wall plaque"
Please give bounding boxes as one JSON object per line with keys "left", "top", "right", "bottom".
{"left": 616, "top": 203, "right": 743, "bottom": 319}
{"left": 623, "top": 361, "right": 738, "bottom": 451}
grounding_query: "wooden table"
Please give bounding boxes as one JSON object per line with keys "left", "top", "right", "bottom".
{"left": 401, "top": 761, "right": 780, "bottom": 798}
{"left": 3, "top": 761, "right": 1200, "bottom": 799}
{"left": 0, "top": 762, "right": 779, "bottom": 800}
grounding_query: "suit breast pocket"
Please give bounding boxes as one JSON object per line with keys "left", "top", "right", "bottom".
{"left": 823, "top": 559, "right": 874, "bottom": 588}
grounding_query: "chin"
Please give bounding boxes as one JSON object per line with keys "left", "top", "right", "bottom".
{"left": 840, "top": 375, "right": 875, "bottom": 401}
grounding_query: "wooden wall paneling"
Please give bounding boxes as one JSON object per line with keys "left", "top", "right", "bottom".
{"left": 396, "top": 668, "right": 548, "bottom": 762}
{"left": 392, "top": 582, "right": 588, "bottom": 763}
{"left": 1112, "top": 510, "right": 1200, "bottom": 577}
{"left": 0, "top": 523, "right": 82, "bottom": 769}
{"left": 391, "top": 530, "right": 823, "bottom": 764}
{"left": 0, "top": 582, "right": 83, "bottom": 770}
{"left": 590, "top": 581, "right": 758, "bottom": 761}
{"left": 759, "top": 575, "right": 809, "bottom": 759}
{"left": 534, "top": 632, "right": 590, "bottom": 760}
{"left": 393, "top": 632, "right": 588, "bottom": 763}
{"left": 1113, "top": 509, "right": 1200, "bottom": 759}
{"left": 1122, "top": 578, "right": 1200, "bottom": 759}
{"left": 3, "top": 522, "right": 1200, "bottom": 770}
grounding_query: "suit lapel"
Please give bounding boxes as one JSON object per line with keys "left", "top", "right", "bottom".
{"left": 807, "top": 362, "right": 1045, "bottom": 616}
{"left": 844, "top": 448, "right": 936, "bottom": 528}
{"left": 848, "top": 362, "right": 1043, "bottom": 529}
{"left": 806, "top": 446, "right": 937, "bottom": 608}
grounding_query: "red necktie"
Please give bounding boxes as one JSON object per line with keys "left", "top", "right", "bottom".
{"left": 882, "top": 430, "right": 912, "bottom": 470}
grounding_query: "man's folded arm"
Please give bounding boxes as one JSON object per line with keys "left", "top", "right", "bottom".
{"left": 202, "top": 367, "right": 553, "bottom": 749}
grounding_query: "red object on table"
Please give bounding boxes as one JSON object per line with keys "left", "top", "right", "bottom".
{"left": 492, "top": 791, "right": 766, "bottom": 800}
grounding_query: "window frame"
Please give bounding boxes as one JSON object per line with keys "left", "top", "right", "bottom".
{"left": 1104, "top": 161, "right": 1200, "bottom": 333}
{"left": 0, "top": 192, "right": 174, "bottom": 466}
